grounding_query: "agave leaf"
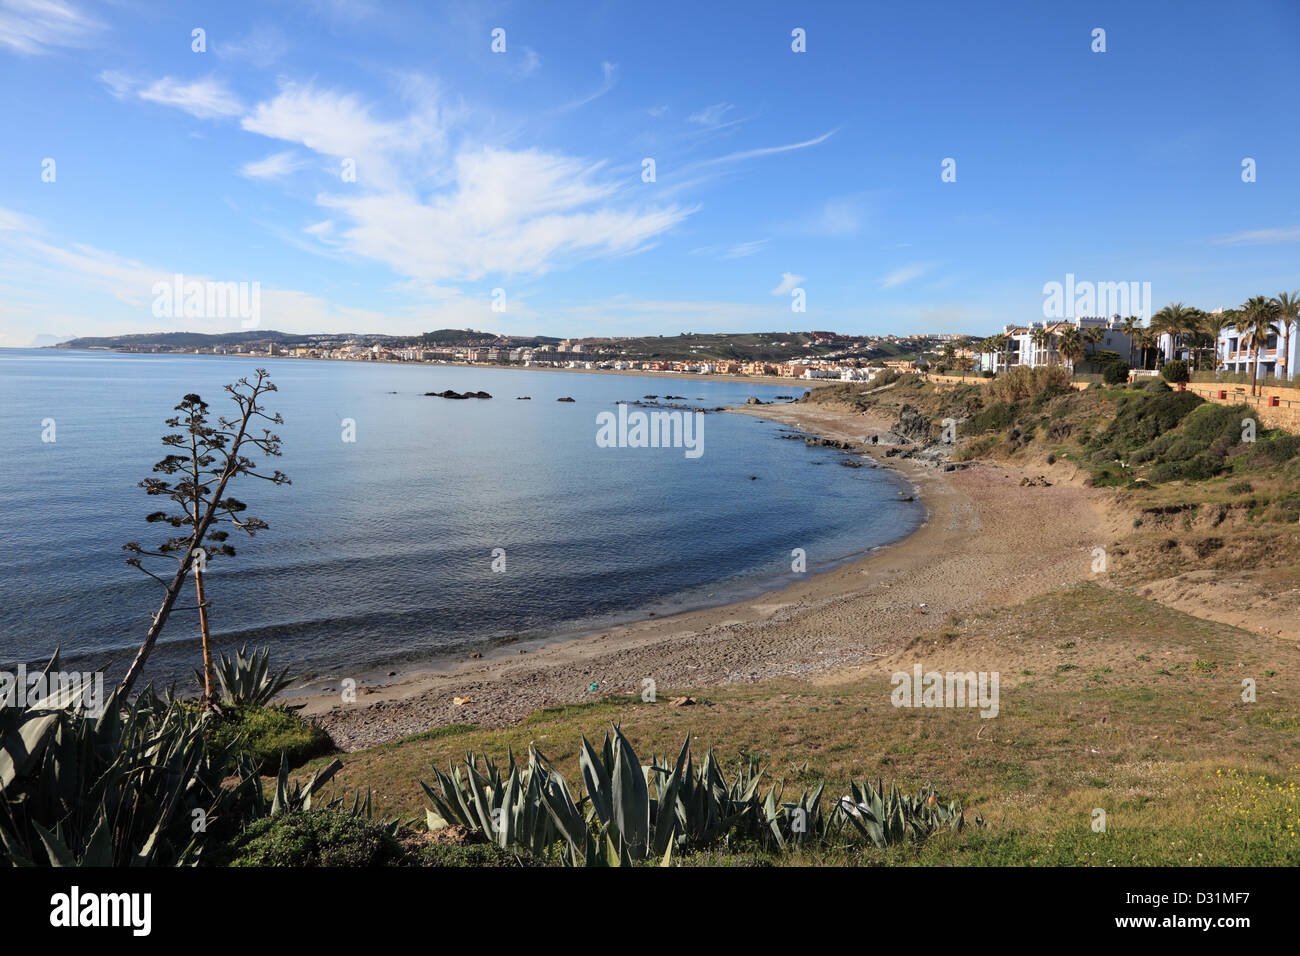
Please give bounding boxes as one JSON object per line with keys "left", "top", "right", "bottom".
{"left": 650, "top": 736, "right": 690, "bottom": 856}
{"left": 426, "top": 807, "right": 450, "bottom": 831}
{"left": 0, "top": 711, "right": 60, "bottom": 791}
{"left": 610, "top": 725, "right": 650, "bottom": 859}
{"left": 579, "top": 735, "right": 613, "bottom": 825}
{"left": 32, "top": 822, "right": 76, "bottom": 867}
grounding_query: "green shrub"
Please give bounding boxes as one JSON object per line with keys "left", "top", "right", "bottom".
{"left": 1103, "top": 361, "right": 1131, "bottom": 385}
{"left": 1101, "top": 391, "right": 1202, "bottom": 452}
{"left": 1182, "top": 453, "right": 1223, "bottom": 481}
{"left": 1161, "top": 359, "right": 1190, "bottom": 383}
{"left": 1181, "top": 403, "right": 1242, "bottom": 446}
{"left": 1149, "top": 461, "right": 1184, "bottom": 482}
{"left": 1227, "top": 481, "right": 1254, "bottom": 494}
{"left": 1143, "top": 377, "right": 1171, "bottom": 393}
{"left": 986, "top": 365, "right": 1072, "bottom": 404}
{"left": 223, "top": 809, "right": 410, "bottom": 867}
{"left": 1253, "top": 433, "right": 1300, "bottom": 465}
{"left": 962, "top": 401, "right": 1019, "bottom": 435}
{"left": 1163, "top": 437, "right": 1206, "bottom": 462}
{"left": 207, "top": 704, "right": 333, "bottom": 773}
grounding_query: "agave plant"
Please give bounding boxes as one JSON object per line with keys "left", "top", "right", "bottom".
{"left": 206, "top": 645, "right": 293, "bottom": 707}
{"left": 423, "top": 726, "right": 851, "bottom": 866}
{"left": 835, "top": 778, "right": 970, "bottom": 848}
{"left": 0, "top": 656, "right": 262, "bottom": 866}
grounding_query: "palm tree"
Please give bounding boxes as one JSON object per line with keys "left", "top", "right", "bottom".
{"left": 1204, "top": 310, "right": 1239, "bottom": 374}
{"left": 1274, "top": 291, "right": 1300, "bottom": 381}
{"left": 1031, "top": 327, "right": 1054, "bottom": 365}
{"left": 1132, "top": 324, "right": 1156, "bottom": 370}
{"left": 1152, "top": 302, "right": 1198, "bottom": 367}
{"left": 1237, "top": 295, "right": 1281, "bottom": 396}
{"left": 1081, "top": 325, "right": 1106, "bottom": 369}
{"left": 1057, "top": 325, "right": 1085, "bottom": 372}
{"left": 977, "top": 335, "right": 1002, "bottom": 373}
{"left": 1120, "top": 316, "right": 1140, "bottom": 367}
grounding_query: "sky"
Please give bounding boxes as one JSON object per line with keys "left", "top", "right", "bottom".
{"left": 0, "top": 0, "right": 1297, "bottom": 346}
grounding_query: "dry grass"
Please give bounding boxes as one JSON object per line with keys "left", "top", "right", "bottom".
{"left": 287, "top": 584, "right": 1300, "bottom": 865}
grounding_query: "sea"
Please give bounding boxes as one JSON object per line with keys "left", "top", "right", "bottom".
{"left": 0, "top": 349, "right": 922, "bottom": 689}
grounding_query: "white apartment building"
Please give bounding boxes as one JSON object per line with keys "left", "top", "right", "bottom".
{"left": 979, "top": 316, "right": 1136, "bottom": 372}
{"left": 1215, "top": 323, "right": 1293, "bottom": 380}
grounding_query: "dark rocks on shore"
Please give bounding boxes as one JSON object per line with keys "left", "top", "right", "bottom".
{"left": 643, "top": 395, "right": 658, "bottom": 399}
{"left": 426, "top": 389, "right": 492, "bottom": 399}
{"left": 745, "top": 397, "right": 766, "bottom": 405}
{"left": 839, "top": 458, "right": 864, "bottom": 468}
{"left": 516, "top": 396, "right": 531, "bottom": 400}
{"left": 557, "top": 396, "right": 575, "bottom": 402}
{"left": 804, "top": 436, "right": 856, "bottom": 450}
{"left": 896, "top": 404, "right": 933, "bottom": 443}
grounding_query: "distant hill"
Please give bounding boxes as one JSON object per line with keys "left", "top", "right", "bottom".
{"left": 56, "top": 331, "right": 309, "bottom": 349}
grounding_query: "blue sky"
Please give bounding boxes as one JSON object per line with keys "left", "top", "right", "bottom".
{"left": 1, "top": 0, "right": 1297, "bottom": 346}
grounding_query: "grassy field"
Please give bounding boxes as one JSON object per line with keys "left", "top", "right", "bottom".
{"left": 291, "top": 584, "right": 1300, "bottom": 866}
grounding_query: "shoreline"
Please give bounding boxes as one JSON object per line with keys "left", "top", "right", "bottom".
{"left": 35, "top": 347, "right": 836, "bottom": 390}
{"left": 304, "top": 400, "right": 1108, "bottom": 750}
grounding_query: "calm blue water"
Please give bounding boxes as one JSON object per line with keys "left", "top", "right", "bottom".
{"left": 0, "top": 349, "right": 921, "bottom": 687}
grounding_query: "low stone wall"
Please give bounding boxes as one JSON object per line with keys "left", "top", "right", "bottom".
{"left": 927, "top": 372, "right": 1090, "bottom": 391}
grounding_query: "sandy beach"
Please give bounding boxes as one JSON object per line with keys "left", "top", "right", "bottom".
{"left": 304, "top": 400, "right": 1109, "bottom": 750}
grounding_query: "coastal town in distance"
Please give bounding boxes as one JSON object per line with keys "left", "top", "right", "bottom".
{"left": 55, "top": 307, "right": 1290, "bottom": 391}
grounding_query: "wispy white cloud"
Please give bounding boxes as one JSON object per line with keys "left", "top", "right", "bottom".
{"left": 648, "top": 105, "right": 669, "bottom": 118}
{"left": 240, "top": 150, "right": 309, "bottom": 179}
{"left": 770, "top": 272, "right": 804, "bottom": 296}
{"left": 0, "top": 0, "right": 102, "bottom": 55}
{"left": 688, "top": 102, "right": 734, "bottom": 127}
{"left": 241, "top": 80, "right": 447, "bottom": 188}
{"left": 880, "top": 263, "right": 930, "bottom": 288}
{"left": 696, "top": 128, "right": 837, "bottom": 167}
{"left": 217, "top": 24, "right": 287, "bottom": 68}
{"left": 515, "top": 46, "right": 541, "bottom": 78}
{"left": 692, "top": 239, "right": 768, "bottom": 260}
{"left": 138, "top": 77, "right": 244, "bottom": 119}
{"left": 316, "top": 147, "right": 691, "bottom": 282}
{"left": 235, "top": 79, "right": 689, "bottom": 285}
{"left": 1214, "top": 225, "right": 1300, "bottom": 246}
{"left": 557, "top": 61, "right": 617, "bottom": 111}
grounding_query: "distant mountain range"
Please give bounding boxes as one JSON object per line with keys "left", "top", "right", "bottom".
{"left": 50, "top": 329, "right": 556, "bottom": 350}
{"left": 48, "top": 328, "right": 945, "bottom": 364}
{"left": 54, "top": 331, "right": 338, "bottom": 349}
